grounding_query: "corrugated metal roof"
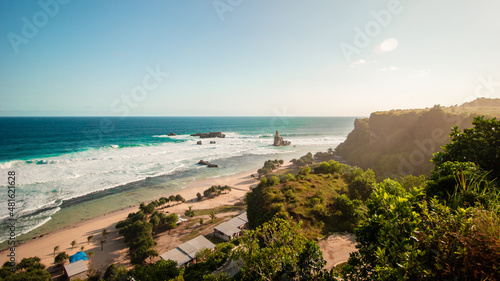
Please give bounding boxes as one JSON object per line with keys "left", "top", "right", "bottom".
{"left": 227, "top": 212, "right": 248, "bottom": 228}
{"left": 236, "top": 212, "right": 248, "bottom": 222}
{"left": 214, "top": 222, "right": 241, "bottom": 237}
{"left": 160, "top": 235, "right": 216, "bottom": 266}
{"left": 160, "top": 248, "right": 192, "bottom": 266}
{"left": 64, "top": 260, "right": 88, "bottom": 277}
{"left": 178, "top": 235, "right": 215, "bottom": 258}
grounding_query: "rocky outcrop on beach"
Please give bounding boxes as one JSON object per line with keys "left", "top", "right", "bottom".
{"left": 191, "top": 132, "right": 226, "bottom": 138}
{"left": 273, "top": 130, "right": 291, "bottom": 146}
{"left": 197, "top": 160, "right": 218, "bottom": 168}
{"left": 168, "top": 132, "right": 177, "bottom": 136}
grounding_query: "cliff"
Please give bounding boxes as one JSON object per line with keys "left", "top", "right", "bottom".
{"left": 335, "top": 99, "right": 500, "bottom": 179}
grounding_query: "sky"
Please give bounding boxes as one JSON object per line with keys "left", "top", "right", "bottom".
{"left": 1, "top": 0, "right": 499, "bottom": 117}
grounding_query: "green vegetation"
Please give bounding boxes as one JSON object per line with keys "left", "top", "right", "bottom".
{"left": 99, "top": 115, "right": 500, "bottom": 280}
{"left": 0, "top": 257, "right": 51, "bottom": 281}
{"left": 433, "top": 116, "right": 500, "bottom": 180}
{"left": 185, "top": 206, "right": 195, "bottom": 217}
{"left": 54, "top": 251, "right": 69, "bottom": 265}
{"left": 291, "top": 152, "right": 314, "bottom": 167}
{"left": 116, "top": 199, "right": 179, "bottom": 265}
{"left": 335, "top": 105, "right": 477, "bottom": 178}
{"left": 234, "top": 217, "right": 326, "bottom": 280}
{"left": 257, "top": 159, "right": 284, "bottom": 176}
{"left": 336, "top": 116, "right": 500, "bottom": 280}
{"left": 246, "top": 159, "right": 374, "bottom": 237}
{"left": 203, "top": 185, "right": 232, "bottom": 198}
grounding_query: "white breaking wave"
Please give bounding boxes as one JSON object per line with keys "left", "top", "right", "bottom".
{"left": 0, "top": 133, "right": 345, "bottom": 241}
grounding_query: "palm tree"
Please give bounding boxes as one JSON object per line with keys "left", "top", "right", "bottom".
{"left": 100, "top": 239, "right": 105, "bottom": 251}
{"left": 87, "top": 251, "right": 94, "bottom": 263}
{"left": 54, "top": 252, "right": 69, "bottom": 265}
{"left": 87, "top": 235, "right": 93, "bottom": 245}
{"left": 80, "top": 246, "right": 85, "bottom": 251}
{"left": 53, "top": 245, "right": 59, "bottom": 257}
{"left": 209, "top": 211, "right": 216, "bottom": 223}
{"left": 70, "top": 240, "right": 76, "bottom": 250}
{"left": 102, "top": 229, "right": 110, "bottom": 240}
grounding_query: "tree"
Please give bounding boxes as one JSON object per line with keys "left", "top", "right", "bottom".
{"left": 17, "top": 257, "right": 45, "bottom": 271}
{"left": 209, "top": 211, "right": 216, "bottom": 223}
{"left": 70, "top": 240, "right": 76, "bottom": 250}
{"left": 159, "top": 197, "right": 169, "bottom": 206}
{"left": 164, "top": 213, "right": 178, "bottom": 231}
{"left": 53, "top": 245, "right": 59, "bottom": 257}
{"left": 175, "top": 194, "right": 185, "bottom": 204}
{"left": 185, "top": 206, "right": 195, "bottom": 217}
{"left": 87, "top": 251, "right": 94, "bottom": 263}
{"left": 54, "top": 252, "right": 69, "bottom": 265}
{"left": 196, "top": 192, "right": 203, "bottom": 201}
{"left": 342, "top": 179, "right": 500, "bottom": 280}
{"left": 130, "top": 259, "right": 180, "bottom": 281}
{"left": 433, "top": 116, "right": 500, "bottom": 180}
{"left": 347, "top": 168, "right": 376, "bottom": 201}
{"left": 100, "top": 239, "right": 106, "bottom": 251}
{"left": 103, "top": 264, "right": 129, "bottom": 281}
{"left": 2, "top": 257, "right": 51, "bottom": 281}
{"left": 234, "top": 217, "right": 326, "bottom": 280}
{"left": 329, "top": 194, "right": 366, "bottom": 232}
{"left": 87, "top": 235, "right": 93, "bottom": 245}
{"left": 102, "top": 229, "right": 110, "bottom": 240}
{"left": 168, "top": 195, "right": 176, "bottom": 205}
{"left": 80, "top": 246, "right": 84, "bottom": 251}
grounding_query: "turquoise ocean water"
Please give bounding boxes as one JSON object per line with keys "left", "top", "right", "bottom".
{"left": 0, "top": 117, "right": 356, "bottom": 242}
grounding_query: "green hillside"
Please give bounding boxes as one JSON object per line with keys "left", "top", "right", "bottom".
{"left": 335, "top": 98, "right": 500, "bottom": 179}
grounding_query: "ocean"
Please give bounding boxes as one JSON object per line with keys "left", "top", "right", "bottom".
{"left": 0, "top": 116, "right": 356, "bottom": 243}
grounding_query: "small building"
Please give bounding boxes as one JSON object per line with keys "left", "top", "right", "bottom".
{"left": 160, "top": 248, "right": 192, "bottom": 267}
{"left": 160, "top": 235, "right": 215, "bottom": 266}
{"left": 177, "top": 215, "right": 188, "bottom": 225}
{"left": 64, "top": 260, "right": 88, "bottom": 281}
{"left": 227, "top": 212, "right": 248, "bottom": 229}
{"left": 214, "top": 222, "right": 241, "bottom": 241}
{"left": 213, "top": 212, "right": 248, "bottom": 241}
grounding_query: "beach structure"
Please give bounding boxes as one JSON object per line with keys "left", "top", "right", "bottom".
{"left": 64, "top": 260, "right": 88, "bottom": 280}
{"left": 160, "top": 235, "right": 215, "bottom": 266}
{"left": 177, "top": 215, "right": 188, "bottom": 225}
{"left": 213, "top": 212, "right": 248, "bottom": 241}
{"left": 69, "top": 251, "right": 88, "bottom": 263}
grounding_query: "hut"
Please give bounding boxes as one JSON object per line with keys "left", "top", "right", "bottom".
{"left": 64, "top": 260, "right": 88, "bottom": 281}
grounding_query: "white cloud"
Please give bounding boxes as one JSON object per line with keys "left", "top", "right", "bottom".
{"left": 412, "top": 69, "right": 431, "bottom": 76}
{"left": 349, "top": 59, "right": 378, "bottom": 68}
{"left": 381, "top": 66, "right": 399, "bottom": 71}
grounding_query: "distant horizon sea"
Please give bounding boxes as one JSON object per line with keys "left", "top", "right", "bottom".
{"left": 0, "top": 116, "right": 357, "bottom": 243}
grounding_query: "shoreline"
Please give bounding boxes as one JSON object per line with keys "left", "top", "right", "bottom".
{"left": 0, "top": 165, "right": 266, "bottom": 272}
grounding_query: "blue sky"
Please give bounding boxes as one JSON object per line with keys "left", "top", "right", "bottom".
{"left": 1, "top": 0, "right": 499, "bottom": 116}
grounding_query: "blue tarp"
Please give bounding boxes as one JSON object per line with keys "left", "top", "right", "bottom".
{"left": 69, "top": 251, "right": 88, "bottom": 263}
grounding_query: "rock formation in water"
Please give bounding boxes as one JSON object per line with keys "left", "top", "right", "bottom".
{"left": 191, "top": 132, "right": 226, "bottom": 138}
{"left": 273, "top": 130, "right": 291, "bottom": 146}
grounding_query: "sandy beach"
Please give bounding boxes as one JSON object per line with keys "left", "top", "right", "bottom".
{"left": 0, "top": 166, "right": 262, "bottom": 274}
{"left": 0, "top": 162, "right": 357, "bottom": 276}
